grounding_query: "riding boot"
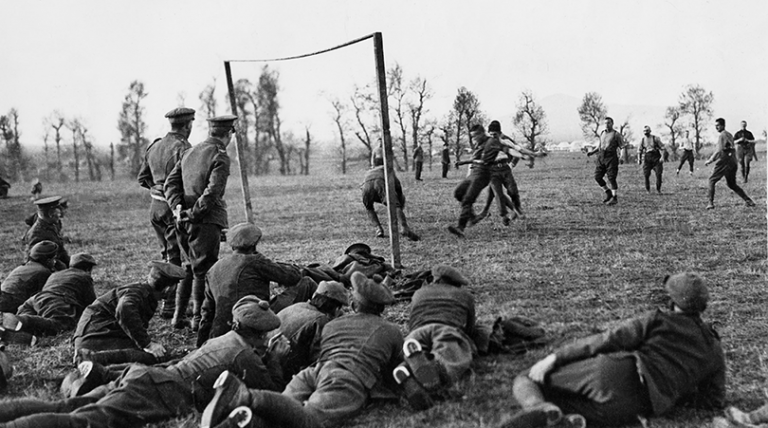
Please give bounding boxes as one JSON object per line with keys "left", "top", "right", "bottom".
{"left": 172, "top": 269, "right": 193, "bottom": 329}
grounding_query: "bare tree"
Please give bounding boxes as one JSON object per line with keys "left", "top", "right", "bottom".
{"left": 449, "top": 87, "right": 483, "bottom": 162}
{"left": 109, "top": 142, "right": 115, "bottom": 180}
{"left": 117, "top": 80, "right": 149, "bottom": 176}
{"left": 0, "top": 109, "right": 24, "bottom": 180}
{"left": 578, "top": 92, "right": 607, "bottom": 141}
{"left": 68, "top": 119, "right": 81, "bottom": 182}
{"left": 662, "top": 106, "right": 684, "bottom": 161}
{"left": 618, "top": 117, "right": 633, "bottom": 163}
{"left": 257, "top": 66, "right": 290, "bottom": 175}
{"left": 176, "top": 91, "right": 187, "bottom": 106}
{"left": 350, "top": 84, "right": 378, "bottom": 160}
{"left": 422, "top": 120, "right": 437, "bottom": 170}
{"left": 298, "top": 126, "right": 311, "bottom": 176}
{"left": 387, "top": 64, "right": 409, "bottom": 170}
{"left": 46, "top": 112, "right": 66, "bottom": 176}
{"left": 233, "top": 78, "right": 254, "bottom": 174}
{"left": 41, "top": 127, "right": 51, "bottom": 180}
{"left": 679, "top": 84, "right": 714, "bottom": 156}
{"left": 408, "top": 76, "right": 431, "bottom": 154}
{"left": 513, "top": 90, "right": 548, "bottom": 150}
{"left": 199, "top": 78, "right": 218, "bottom": 119}
{"left": 438, "top": 112, "right": 457, "bottom": 163}
{"left": 330, "top": 98, "right": 350, "bottom": 174}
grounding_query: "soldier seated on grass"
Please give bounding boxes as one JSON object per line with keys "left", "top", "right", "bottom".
{"left": 1, "top": 253, "right": 97, "bottom": 338}
{"left": 0, "top": 240, "right": 58, "bottom": 313}
{"left": 22, "top": 196, "right": 70, "bottom": 270}
{"left": 0, "top": 296, "right": 288, "bottom": 428}
{"left": 496, "top": 272, "right": 724, "bottom": 428}
{"left": 198, "top": 222, "right": 317, "bottom": 347}
{"left": 72, "top": 261, "right": 187, "bottom": 366}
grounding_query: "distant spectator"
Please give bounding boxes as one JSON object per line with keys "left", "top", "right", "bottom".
{"left": 734, "top": 120, "right": 757, "bottom": 183}
{"left": 30, "top": 179, "right": 42, "bottom": 201}
{"left": 676, "top": 130, "right": 695, "bottom": 175}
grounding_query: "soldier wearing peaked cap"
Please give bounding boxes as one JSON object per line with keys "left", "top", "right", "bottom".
{"left": 73, "top": 261, "right": 187, "bottom": 366}
{"left": 164, "top": 114, "right": 236, "bottom": 332}
{"left": 198, "top": 222, "right": 310, "bottom": 347}
{"left": 138, "top": 107, "right": 196, "bottom": 320}
{"left": 275, "top": 280, "right": 349, "bottom": 380}
{"left": 0, "top": 240, "right": 58, "bottom": 313}
{"left": 498, "top": 272, "right": 724, "bottom": 428}
{"left": 393, "top": 264, "right": 475, "bottom": 410}
{"left": 4, "top": 253, "right": 97, "bottom": 337}
{"left": 0, "top": 295, "right": 289, "bottom": 428}
{"left": 23, "top": 195, "right": 70, "bottom": 269}
{"left": 201, "top": 271, "right": 403, "bottom": 428}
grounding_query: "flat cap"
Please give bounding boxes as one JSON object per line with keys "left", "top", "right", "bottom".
{"left": 165, "top": 107, "right": 196, "bottom": 124}
{"left": 314, "top": 280, "right": 349, "bottom": 306}
{"left": 351, "top": 272, "right": 394, "bottom": 305}
{"left": 208, "top": 114, "right": 238, "bottom": 129}
{"left": 70, "top": 253, "right": 97, "bottom": 268}
{"left": 29, "top": 240, "right": 58, "bottom": 261}
{"left": 232, "top": 296, "right": 281, "bottom": 332}
{"left": 431, "top": 264, "right": 469, "bottom": 287}
{"left": 665, "top": 272, "right": 709, "bottom": 313}
{"left": 34, "top": 195, "right": 62, "bottom": 210}
{"left": 344, "top": 243, "right": 371, "bottom": 256}
{"left": 147, "top": 261, "right": 186, "bottom": 280}
{"left": 228, "top": 223, "right": 262, "bottom": 248}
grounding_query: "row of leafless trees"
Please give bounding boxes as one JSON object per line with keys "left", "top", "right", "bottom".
{"left": 329, "top": 63, "right": 550, "bottom": 174}
{"left": 577, "top": 84, "right": 725, "bottom": 159}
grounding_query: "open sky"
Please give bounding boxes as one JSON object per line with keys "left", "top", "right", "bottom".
{"left": 2, "top": 0, "right": 765, "bottom": 149}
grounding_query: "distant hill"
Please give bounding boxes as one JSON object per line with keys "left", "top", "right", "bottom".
{"left": 539, "top": 93, "right": 667, "bottom": 143}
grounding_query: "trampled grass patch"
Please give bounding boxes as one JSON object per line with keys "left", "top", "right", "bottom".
{"left": 0, "top": 152, "right": 765, "bottom": 427}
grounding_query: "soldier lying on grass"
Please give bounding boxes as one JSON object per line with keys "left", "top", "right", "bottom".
{"left": 0, "top": 296, "right": 288, "bottom": 428}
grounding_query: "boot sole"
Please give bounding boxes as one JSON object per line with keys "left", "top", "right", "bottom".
{"left": 393, "top": 366, "right": 433, "bottom": 411}
{"left": 403, "top": 340, "right": 441, "bottom": 391}
{"left": 201, "top": 371, "right": 241, "bottom": 428}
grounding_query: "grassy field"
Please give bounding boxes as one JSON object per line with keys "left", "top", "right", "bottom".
{"left": 0, "top": 150, "right": 765, "bottom": 428}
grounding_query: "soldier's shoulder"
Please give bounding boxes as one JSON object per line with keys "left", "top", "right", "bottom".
{"left": 145, "top": 137, "right": 163, "bottom": 152}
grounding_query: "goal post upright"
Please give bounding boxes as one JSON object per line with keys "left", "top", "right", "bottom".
{"left": 372, "top": 32, "right": 402, "bottom": 268}
{"left": 224, "top": 60, "right": 255, "bottom": 224}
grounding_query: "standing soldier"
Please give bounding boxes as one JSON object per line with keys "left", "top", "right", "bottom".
{"left": 137, "top": 107, "right": 195, "bottom": 320}
{"left": 587, "top": 117, "right": 626, "bottom": 205}
{"left": 704, "top": 118, "right": 755, "bottom": 209}
{"left": 676, "top": 130, "right": 695, "bottom": 176}
{"left": 734, "top": 120, "right": 756, "bottom": 183}
{"left": 441, "top": 142, "right": 451, "bottom": 178}
{"left": 413, "top": 143, "right": 424, "bottom": 181}
{"left": 638, "top": 125, "right": 666, "bottom": 194}
{"left": 164, "top": 114, "right": 237, "bottom": 331}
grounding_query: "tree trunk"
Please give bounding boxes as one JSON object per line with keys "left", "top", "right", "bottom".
{"left": 303, "top": 129, "right": 310, "bottom": 175}
{"left": 109, "top": 142, "right": 115, "bottom": 180}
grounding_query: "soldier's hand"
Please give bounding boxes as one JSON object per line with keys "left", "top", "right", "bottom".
{"left": 268, "top": 333, "right": 290, "bottom": 359}
{"left": 144, "top": 341, "right": 167, "bottom": 359}
{"left": 528, "top": 353, "right": 557, "bottom": 383}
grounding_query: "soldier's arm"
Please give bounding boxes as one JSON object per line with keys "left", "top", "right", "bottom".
{"left": 137, "top": 154, "right": 153, "bottom": 190}
{"left": 259, "top": 259, "right": 303, "bottom": 288}
{"left": 554, "top": 313, "right": 651, "bottom": 366}
{"left": 235, "top": 347, "right": 286, "bottom": 392}
{"left": 190, "top": 152, "right": 231, "bottom": 221}
{"left": 164, "top": 159, "right": 185, "bottom": 210}
{"left": 115, "top": 289, "right": 153, "bottom": 349}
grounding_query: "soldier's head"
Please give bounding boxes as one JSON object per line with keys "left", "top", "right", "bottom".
{"left": 488, "top": 120, "right": 502, "bottom": 138}
{"left": 643, "top": 126, "right": 651, "bottom": 136}
{"left": 208, "top": 115, "right": 238, "bottom": 145}
{"left": 34, "top": 196, "right": 63, "bottom": 221}
{"left": 715, "top": 118, "right": 725, "bottom": 132}
{"left": 28, "top": 240, "right": 58, "bottom": 269}
{"left": 741, "top": 120, "right": 747, "bottom": 130}
{"left": 664, "top": 272, "right": 709, "bottom": 314}
{"left": 146, "top": 261, "right": 186, "bottom": 298}
{"left": 70, "top": 253, "right": 97, "bottom": 273}
{"left": 469, "top": 124, "right": 486, "bottom": 143}
{"left": 311, "top": 280, "right": 348, "bottom": 318}
{"left": 228, "top": 223, "right": 262, "bottom": 254}
{"left": 350, "top": 272, "right": 394, "bottom": 316}
{"left": 231, "top": 296, "right": 280, "bottom": 351}
{"left": 431, "top": 264, "right": 469, "bottom": 287}
{"left": 165, "top": 107, "right": 196, "bottom": 138}
{"left": 604, "top": 117, "right": 614, "bottom": 131}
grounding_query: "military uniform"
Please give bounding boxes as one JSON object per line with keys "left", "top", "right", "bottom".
{"left": 23, "top": 199, "right": 70, "bottom": 269}
{"left": 441, "top": 145, "right": 451, "bottom": 178}
{"left": 593, "top": 129, "right": 625, "bottom": 202}
{"left": 73, "top": 282, "right": 160, "bottom": 364}
{"left": 361, "top": 166, "right": 419, "bottom": 240}
{"left": 413, "top": 145, "right": 424, "bottom": 181}
{"left": 14, "top": 264, "right": 96, "bottom": 336}
{"left": 201, "top": 272, "right": 402, "bottom": 428}
{"left": 0, "top": 330, "right": 285, "bottom": 428}
{"left": 639, "top": 133, "right": 665, "bottom": 193}
{"left": 708, "top": 128, "right": 752, "bottom": 207}
{"left": 0, "top": 260, "right": 53, "bottom": 313}
{"left": 199, "top": 252, "right": 302, "bottom": 343}
{"left": 276, "top": 302, "right": 331, "bottom": 379}
{"left": 137, "top": 129, "right": 192, "bottom": 265}
{"left": 734, "top": 127, "right": 756, "bottom": 182}
{"left": 165, "top": 115, "right": 235, "bottom": 330}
